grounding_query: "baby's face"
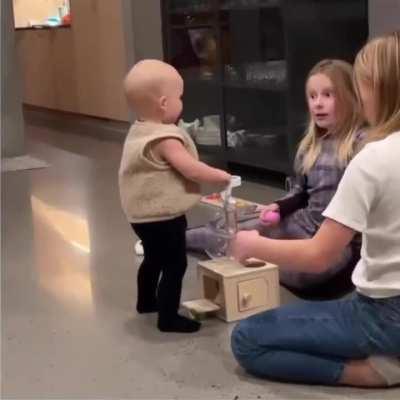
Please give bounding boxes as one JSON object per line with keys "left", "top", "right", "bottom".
{"left": 162, "top": 76, "right": 184, "bottom": 124}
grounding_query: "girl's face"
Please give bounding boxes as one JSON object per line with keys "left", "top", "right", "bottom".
{"left": 307, "top": 73, "right": 337, "bottom": 132}
{"left": 357, "top": 78, "right": 376, "bottom": 126}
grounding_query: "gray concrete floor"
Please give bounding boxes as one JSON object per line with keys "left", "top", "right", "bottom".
{"left": 2, "top": 121, "right": 399, "bottom": 399}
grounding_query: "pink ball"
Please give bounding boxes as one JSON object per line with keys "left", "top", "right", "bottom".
{"left": 260, "top": 210, "right": 280, "bottom": 225}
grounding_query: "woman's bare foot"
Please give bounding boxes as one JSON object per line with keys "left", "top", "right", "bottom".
{"left": 339, "top": 359, "right": 388, "bottom": 387}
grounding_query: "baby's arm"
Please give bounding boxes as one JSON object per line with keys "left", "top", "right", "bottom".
{"left": 154, "top": 138, "right": 231, "bottom": 186}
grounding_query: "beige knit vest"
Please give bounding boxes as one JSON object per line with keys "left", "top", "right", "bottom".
{"left": 118, "top": 121, "right": 201, "bottom": 223}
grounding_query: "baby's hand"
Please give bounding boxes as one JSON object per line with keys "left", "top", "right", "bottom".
{"left": 220, "top": 171, "right": 232, "bottom": 185}
{"left": 229, "top": 230, "right": 260, "bottom": 263}
{"left": 216, "top": 171, "right": 232, "bottom": 192}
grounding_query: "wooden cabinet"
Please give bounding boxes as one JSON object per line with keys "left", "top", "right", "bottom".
{"left": 162, "top": 0, "right": 368, "bottom": 174}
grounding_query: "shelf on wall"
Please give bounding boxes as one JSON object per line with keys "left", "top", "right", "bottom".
{"left": 171, "top": 23, "right": 216, "bottom": 30}
{"left": 180, "top": 68, "right": 218, "bottom": 84}
{"left": 196, "top": 144, "right": 225, "bottom": 155}
{"left": 179, "top": 68, "right": 287, "bottom": 91}
{"left": 220, "top": 0, "right": 282, "bottom": 11}
{"left": 226, "top": 147, "right": 290, "bottom": 174}
{"left": 169, "top": 7, "right": 214, "bottom": 16}
{"left": 223, "top": 80, "right": 287, "bottom": 91}
{"left": 220, "top": 5, "right": 281, "bottom": 11}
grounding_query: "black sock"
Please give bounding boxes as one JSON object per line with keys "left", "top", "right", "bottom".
{"left": 158, "top": 314, "right": 201, "bottom": 333}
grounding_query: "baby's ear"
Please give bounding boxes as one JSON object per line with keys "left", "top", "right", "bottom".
{"left": 159, "top": 95, "right": 167, "bottom": 111}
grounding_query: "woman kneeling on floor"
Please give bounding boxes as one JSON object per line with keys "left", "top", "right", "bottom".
{"left": 230, "top": 31, "right": 400, "bottom": 388}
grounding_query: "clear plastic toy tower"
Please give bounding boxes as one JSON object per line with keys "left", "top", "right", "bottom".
{"left": 205, "top": 175, "right": 242, "bottom": 258}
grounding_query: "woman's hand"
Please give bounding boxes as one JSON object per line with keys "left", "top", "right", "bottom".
{"left": 229, "top": 230, "right": 260, "bottom": 263}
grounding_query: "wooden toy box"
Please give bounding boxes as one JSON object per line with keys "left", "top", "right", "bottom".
{"left": 183, "top": 257, "right": 279, "bottom": 322}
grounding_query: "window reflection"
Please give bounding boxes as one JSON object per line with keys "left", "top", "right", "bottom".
{"left": 14, "top": 0, "right": 71, "bottom": 29}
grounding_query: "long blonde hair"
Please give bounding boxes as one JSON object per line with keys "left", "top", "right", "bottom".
{"left": 354, "top": 31, "right": 400, "bottom": 144}
{"left": 296, "top": 59, "right": 363, "bottom": 174}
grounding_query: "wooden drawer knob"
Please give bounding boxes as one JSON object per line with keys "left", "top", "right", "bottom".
{"left": 242, "top": 293, "right": 252, "bottom": 305}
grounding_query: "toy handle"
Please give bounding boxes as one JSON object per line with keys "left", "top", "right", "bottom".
{"left": 222, "top": 175, "right": 241, "bottom": 201}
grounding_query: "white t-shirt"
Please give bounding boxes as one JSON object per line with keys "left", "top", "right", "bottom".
{"left": 323, "top": 131, "right": 400, "bottom": 298}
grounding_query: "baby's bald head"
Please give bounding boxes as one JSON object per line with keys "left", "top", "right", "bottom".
{"left": 124, "top": 60, "right": 183, "bottom": 121}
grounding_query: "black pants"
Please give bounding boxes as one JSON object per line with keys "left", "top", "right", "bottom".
{"left": 131, "top": 215, "right": 187, "bottom": 323}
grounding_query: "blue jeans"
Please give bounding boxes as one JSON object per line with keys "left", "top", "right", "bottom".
{"left": 231, "top": 293, "right": 400, "bottom": 385}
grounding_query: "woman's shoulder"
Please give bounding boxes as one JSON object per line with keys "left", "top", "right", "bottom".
{"left": 356, "top": 130, "right": 400, "bottom": 154}
{"left": 349, "top": 138, "right": 387, "bottom": 172}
